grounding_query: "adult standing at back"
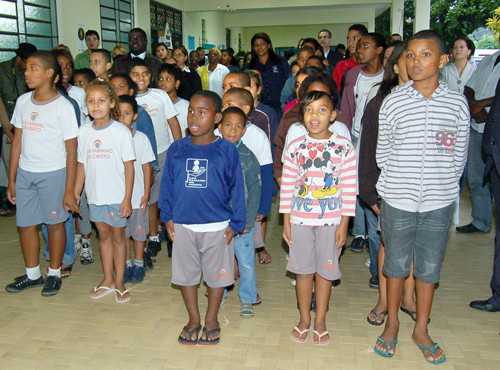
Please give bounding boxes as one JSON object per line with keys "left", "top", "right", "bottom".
{"left": 318, "top": 29, "right": 344, "bottom": 70}
{"left": 74, "top": 30, "right": 100, "bottom": 69}
{"left": 172, "top": 46, "right": 202, "bottom": 100}
{"left": 111, "top": 28, "right": 162, "bottom": 87}
{"left": 196, "top": 48, "right": 229, "bottom": 98}
{"left": 440, "top": 36, "right": 476, "bottom": 93}
{"left": 248, "top": 33, "right": 291, "bottom": 118}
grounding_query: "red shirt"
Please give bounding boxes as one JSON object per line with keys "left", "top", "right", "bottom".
{"left": 333, "top": 58, "right": 358, "bottom": 92}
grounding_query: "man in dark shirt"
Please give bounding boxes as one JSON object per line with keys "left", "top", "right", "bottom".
{"left": 318, "top": 29, "right": 343, "bottom": 70}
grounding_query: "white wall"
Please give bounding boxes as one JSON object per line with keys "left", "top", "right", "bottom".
{"left": 183, "top": 11, "right": 226, "bottom": 50}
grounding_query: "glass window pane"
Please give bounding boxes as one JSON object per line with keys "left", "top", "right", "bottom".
{"left": 100, "top": 0, "right": 114, "bottom": 7}
{"left": 24, "top": 0, "right": 50, "bottom": 6}
{"left": 102, "top": 41, "right": 116, "bottom": 51}
{"left": 0, "top": 1, "right": 17, "bottom": 16}
{"left": 102, "top": 29, "right": 116, "bottom": 41}
{"left": 119, "top": 1, "right": 130, "bottom": 12}
{"left": 120, "top": 31, "right": 128, "bottom": 43}
{"left": 0, "top": 50, "right": 16, "bottom": 60}
{"left": 101, "top": 18, "right": 116, "bottom": 31}
{"left": 0, "top": 17, "right": 18, "bottom": 33}
{"left": 26, "top": 21, "right": 51, "bottom": 35}
{"left": 119, "top": 21, "right": 130, "bottom": 33}
{"left": 26, "top": 35, "right": 51, "bottom": 49}
{"left": 100, "top": 6, "right": 115, "bottom": 19}
{"left": 0, "top": 34, "right": 19, "bottom": 49}
{"left": 24, "top": 5, "right": 50, "bottom": 21}
{"left": 119, "top": 11, "right": 131, "bottom": 23}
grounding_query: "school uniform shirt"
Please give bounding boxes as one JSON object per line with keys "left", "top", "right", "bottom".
{"left": 11, "top": 91, "right": 79, "bottom": 173}
{"left": 173, "top": 97, "right": 189, "bottom": 137}
{"left": 67, "top": 85, "right": 88, "bottom": 125}
{"left": 279, "top": 133, "right": 357, "bottom": 226}
{"left": 376, "top": 81, "right": 470, "bottom": 213}
{"left": 136, "top": 88, "right": 178, "bottom": 154}
{"left": 77, "top": 119, "right": 136, "bottom": 206}
{"left": 158, "top": 136, "right": 246, "bottom": 234}
{"left": 253, "top": 57, "right": 291, "bottom": 109}
{"left": 131, "top": 130, "right": 155, "bottom": 209}
{"left": 439, "top": 62, "right": 476, "bottom": 93}
{"left": 466, "top": 50, "right": 500, "bottom": 133}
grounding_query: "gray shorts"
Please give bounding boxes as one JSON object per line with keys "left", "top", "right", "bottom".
{"left": 381, "top": 200, "right": 454, "bottom": 284}
{"left": 253, "top": 220, "right": 265, "bottom": 249}
{"left": 171, "top": 224, "right": 235, "bottom": 288}
{"left": 125, "top": 207, "right": 149, "bottom": 241}
{"left": 89, "top": 204, "right": 126, "bottom": 228}
{"left": 149, "top": 150, "right": 167, "bottom": 205}
{"left": 288, "top": 224, "right": 341, "bottom": 281}
{"left": 15, "top": 168, "right": 69, "bottom": 227}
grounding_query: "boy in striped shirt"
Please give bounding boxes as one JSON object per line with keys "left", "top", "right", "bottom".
{"left": 374, "top": 30, "right": 470, "bottom": 364}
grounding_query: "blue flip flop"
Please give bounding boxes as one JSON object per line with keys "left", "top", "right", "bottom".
{"left": 374, "top": 337, "right": 398, "bottom": 358}
{"left": 367, "top": 310, "right": 388, "bottom": 326}
{"left": 413, "top": 341, "right": 446, "bottom": 365}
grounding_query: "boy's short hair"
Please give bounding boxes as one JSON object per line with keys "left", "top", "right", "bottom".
{"left": 225, "top": 87, "right": 254, "bottom": 111}
{"left": 304, "top": 56, "right": 326, "bottom": 72}
{"left": 74, "top": 68, "right": 96, "bottom": 82}
{"left": 118, "top": 94, "right": 138, "bottom": 114}
{"left": 158, "top": 63, "right": 184, "bottom": 83}
{"left": 192, "top": 90, "right": 222, "bottom": 113}
{"left": 227, "top": 71, "right": 251, "bottom": 87}
{"left": 299, "top": 90, "right": 335, "bottom": 124}
{"left": 85, "top": 30, "right": 100, "bottom": 40}
{"left": 297, "top": 46, "right": 314, "bottom": 56}
{"left": 348, "top": 24, "right": 369, "bottom": 36}
{"left": 126, "top": 58, "right": 148, "bottom": 74}
{"left": 91, "top": 49, "right": 111, "bottom": 64}
{"left": 110, "top": 73, "right": 137, "bottom": 95}
{"left": 222, "top": 106, "right": 247, "bottom": 122}
{"left": 302, "top": 38, "right": 322, "bottom": 53}
{"left": 129, "top": 28, "right": 147, "bottom": 39}
{"left": 336, "top": 43, "right": 346, "bottom": 51}
{"left": 298, "top": 73, "right": 339, "bottom": 106}
{"left": 410, "top": 30, "right": 446, "bottom": 55}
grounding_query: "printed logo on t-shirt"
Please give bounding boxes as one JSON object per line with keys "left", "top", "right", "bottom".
{"left": 87, "top": 140, "right": 113, "bottom": 159}
{"left": 272, "top": 65, "right": 279, "bottom": 73}
{"left": 185, "top": 158, "right": 208, "bottom": 188}
{"left": 141, "top": 103, "right": 159, "bottom": 118}
{"left": 22, "top": 111, "right": 44, "bottom": 132}
{"left": 94, "top": 140, "right": 102, "bottom": 148}
{"left": 435, "top": 130, "right": 456, "bottom": 154}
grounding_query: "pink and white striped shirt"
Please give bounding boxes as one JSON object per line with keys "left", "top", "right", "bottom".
{"left": 279, "top": 133, "right": 357, "bottom": 226}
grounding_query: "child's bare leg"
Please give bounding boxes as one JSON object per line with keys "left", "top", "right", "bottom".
{"left": 201, "top": 286, "right": 224, "bottom": 341}
{"left": 257, "top": 219, "right": 272, "bottom": 263}
{"left": 75, "top": 218, "right": 81, "bottom": 235}
{"left": 411, "top": 279, "right": 444, "bottom": 362}
{"left": 46, "top": 223, "right": 66, "bottom": 269}
{"left": 376, "top": 276, "right": 404, "bottom": 355}
{"left": 19, "top": 225, "right": 41, "bottom": 268}
{"left": 89, "top": 222, "right": 114, "bottom": 296}
{"left": 292, "top": 273, "right": 314, "bottom": 341}
{"left": 401, "top": 264, "right": 417, "bottom": 317}
{"left": 179, "top": 285, "right": 201, "bottom": 341}
{"left": 148, "top": 203, "right": 159, "bottom": 238}
{"left": 313, "top": 273, "right": 332, "bottom": 344}
{"left": 368, "top": 242, "right": 387, "bottom": 324}
{"left": 111, "top": 226, "right": 129, "bottom": 301}
{"left": 133, "top": 240, "right": 145, "bottom": 261}
{"left": 125, "top": 237, "right": 131, "bottom": 261}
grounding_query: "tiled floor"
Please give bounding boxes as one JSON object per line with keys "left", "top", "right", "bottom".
{"left": 0, "top": 191, "right": 499, "bottom": 369}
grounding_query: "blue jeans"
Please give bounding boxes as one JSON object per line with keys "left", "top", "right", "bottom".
{"left": 229, "top": 229, "right": 257, "bottom": 303}
{"left": 467, "top": 128, "right": 492, "bottom": 232}
{"left": 351, "top": 136, "right": 366, "bottom": 238}
{"left": 43, "top": 212, "right": 77, "bottom": 266}
{"left": 363, "top": 202, "right": 380, "bottom": 277}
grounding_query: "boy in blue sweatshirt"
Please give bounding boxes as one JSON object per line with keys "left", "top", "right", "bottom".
{"left": 219, "top": 106, "right": 261, "bottom": 317}
{"left": 159, "top": 91, "right": 246, "bottom": 345}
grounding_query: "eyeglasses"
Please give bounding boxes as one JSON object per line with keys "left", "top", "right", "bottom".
{"left": 318, "top": 36, "right": 331, "bottom": 39}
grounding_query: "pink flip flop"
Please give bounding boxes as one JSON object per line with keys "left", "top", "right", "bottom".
{"left": 291, "top": 326, "right": 310, "bottom": 343}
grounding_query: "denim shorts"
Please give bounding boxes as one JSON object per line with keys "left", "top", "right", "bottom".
{"left": 380, "top": 200, "right": 454, "bottom": 284}
{"left": 89, "top": 204, "right": 126, "bottom": 228}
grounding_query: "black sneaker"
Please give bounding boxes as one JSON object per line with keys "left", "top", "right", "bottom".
{"left": 369, "top": 275, "right": 379, "bottom": 289}
{"left": 144, "top": 249, "right": 154, "bottom": 270}
{"left": 6, "top": 274, "right": 44, "bottom": 293}
{"left": 349, "top": 237, "right": 366, "bottom": 253}
{"left": 147, "top": 239, "right": 161, "bottom": 257}
{"left": 41, "top": 275, "right": 62, "bottom": 296}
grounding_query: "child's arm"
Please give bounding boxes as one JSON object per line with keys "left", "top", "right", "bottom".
{"left": 6, "top": 127, "right": 22, "bottom": 204}
{"left": 282, "top": 213, "right": 292, "bottom": 248}
{"left": 140, "top": 162, "right": 152, "bottom": 216}
{"left": 279, "top": 143, "right": 298, "bottom": 247}
{"left": 375, "top": 103, "right": 393, "bottom": 171}
{"left": 454, "top": 99, "right": 472, "bottom": 182}
{"left": 227, "top": 147, "right": 246, "bottom": 241}
{"left": 335, "top": 216, "right": 349, "bottom": 249}
{"left": 74, "top": 163, "right": 85, "bottom": 215}
{"left": 120, "top": 160, "right": 134, "bottom": 218}
{"left": 243, "top": 157, "right": 261, "bottom": 233}
{"left": 63, "top": 138, "right": 79, "bottom": 214}
{"left": 159, "top": 148, "right": 175, "bottom": 241}
{"left": 167, "top": 116, "right": 182, "bottom": 141}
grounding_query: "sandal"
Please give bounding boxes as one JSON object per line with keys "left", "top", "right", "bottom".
{"left": 259, "top": 252, "right": 272, "bottom": 264}
{"left": 115, "top": 289, "right": 131, "bottom": 303}
{"left": 400, "top": 306, "right": 430, "bottom": 323}
{"left": 413, "top": 341, "right": 446, "bottom": 365}
{"left": 89, "top": 285, "right": 114, "bottom": 300}
{"left": 291, "top": 326, "right": 309, "bottom": 343}
{"left": 374, "top": 337, "right": 398, "bottom": 358}
{"left": 252, "top": 294, "right": 262, "bottom": 306}
{"left": 367, "top": 310, "right": 387, "bottom": 326}
{"left": 198, "top": 327, "right": 221, "bottom": 345}
{"left": 61, "top": 266, "right": 72, "bottom": 278}
{"left": 240, "top": 303, "right": 254, "bottom": 317}
{"left": 178, "top": 325, "right": 202, "bottom": 345}
{"left": 313, "top": 330, "right": 330, "bottom": 346}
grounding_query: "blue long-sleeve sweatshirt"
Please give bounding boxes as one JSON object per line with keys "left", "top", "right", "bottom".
{"left": 159, "top": 136, "right": 246, "bottom": 234}
{"left": 134, "top": 105, "right": 158, "bottom": 170}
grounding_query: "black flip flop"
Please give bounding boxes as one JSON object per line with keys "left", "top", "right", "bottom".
{"left": 367, "top": 310, "right": 387, "bottom": 326}
{"left": 400, "top": 306, "right": 431, "bottom": 323}
{"left": 61, "top": 266, "right": 72, "bottom": 279}
{"left": 178, "top": 325, "right": 202, "bottom": 345}
{"left": 198, "top": 327, "right": 220, "bottom": 345}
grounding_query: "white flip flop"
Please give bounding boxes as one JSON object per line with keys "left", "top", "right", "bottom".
{"left": 291, "top": 326, "right": 310, "bottom": 343}
{"left": 313, "top": 330, "right": 330, "bottom": 346}
{"left": 115, "top": 289, "right": 131, "bottom": 303}
{"left": 89, "top": 286, "right": 114, "bottom": 300}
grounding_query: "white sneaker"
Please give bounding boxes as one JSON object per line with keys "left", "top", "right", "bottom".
{"left": 365, "top": 258, "right": 371, "bottom": 268}
{"left": 80, "top": 241, "right": 94, "bottom": 265}
{"left": 286, "top": 253, "right": 289, "bottom": 261}
{"left": 74, "top": 234, "right": 82, "bottom": 253}
{"left": 291, "top": 279, "right": 296, "bottom": 286}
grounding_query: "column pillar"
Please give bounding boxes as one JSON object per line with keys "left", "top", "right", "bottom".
{"left": 414, "top": 0, "right": 431, "bottom": 33}
{"left": 391, "top": 0, "right": 404, "bottom": 36}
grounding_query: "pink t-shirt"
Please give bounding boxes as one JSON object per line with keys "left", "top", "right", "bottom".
{"left": 283, "top": 99, "right": 299, "bottom": 114}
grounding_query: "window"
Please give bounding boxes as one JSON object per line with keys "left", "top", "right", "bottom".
{"left": 99, "top": 0, "right": 134, "bottom": 51}
{"left": 150, "top": 1, "right": 182, "bottom": 51}
{"left": 0, "top": 0, "right": 58, "bottom": 61}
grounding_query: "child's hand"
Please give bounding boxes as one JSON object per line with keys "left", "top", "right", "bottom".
{"left": 6, "top": 182, "right": 15, "bottom": 205}
{"left": 282, "top": 222, "right": 292, "bottom": 248}
{"left": 140, "top": 195, "right": 149, "bottom": 216}
{"left": 255, "top": 214, "right": 265, "bottom": 222}
{"left": 224, "top": 227, "right": 236, "bottom": 247}
{"left": 335, "top": 225, "right": 348, "bottom": 250}
{"left": 166, "top": 220, "right": 175, "bottom": 243}
{"left": 371, "top": 204, "right": 380, "bottom": 216}
{"left": 63, "top": 192, "right": 80, "bottom": 215}
{"left": 119, "top": 198, "right": 132, "bottom": 218}
{"left": 239, "top": 230, "right": 250, "bottom": 236}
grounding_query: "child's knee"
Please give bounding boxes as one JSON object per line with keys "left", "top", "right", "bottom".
{"left": 46, "top": 223, "right": 65, "bottom": 233}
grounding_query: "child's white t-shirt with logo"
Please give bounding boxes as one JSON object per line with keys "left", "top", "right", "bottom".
{"left": 131, "top": 130, "right": 155, "bottom": 209}
{"left": 12, "top": 91, "right": 79, "bottom": 172}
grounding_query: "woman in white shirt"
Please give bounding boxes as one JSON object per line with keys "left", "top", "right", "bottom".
{"left": 440, "top": 37, "right": 476, "bottom": 93}
{"left": 197, "top": 47, "right": 229, "bottom": 97}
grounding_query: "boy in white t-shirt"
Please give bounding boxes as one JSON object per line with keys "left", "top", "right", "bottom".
{"left": 118, "top": 95, "right": 155, "bottom": 284}
{"left": 128, "top": 59, "right": 182, "bottom": 258}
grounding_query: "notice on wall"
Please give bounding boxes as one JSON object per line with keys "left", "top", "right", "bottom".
{"left": 188, "top": 36, "right": 195, "bottom": 51}
{"left": 77, "top": 24, "right": 86, "bottom": 52}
